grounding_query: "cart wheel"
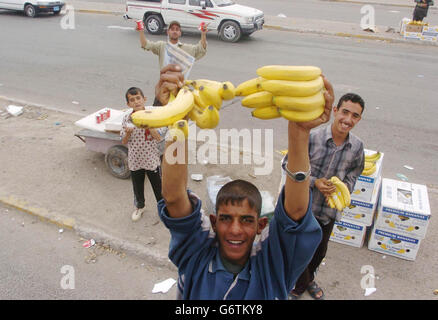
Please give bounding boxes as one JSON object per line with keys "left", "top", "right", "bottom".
{"left": 105, "top": 145, "right": 130, "bottom": 179}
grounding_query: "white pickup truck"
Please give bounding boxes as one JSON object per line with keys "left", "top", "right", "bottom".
{"left": 125, "top": 0, "right": 264, "bottom": 42}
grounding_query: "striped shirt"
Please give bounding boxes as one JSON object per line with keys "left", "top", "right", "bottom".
{"left": 308, "top": 125, "right": 364, "bottom": 225}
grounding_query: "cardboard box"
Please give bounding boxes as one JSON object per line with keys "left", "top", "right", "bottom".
{"left": 405, "top": 24, "right": 423, "bottom": 33}
{"left": 420, "top": 35, "right": 437, "bottom": 42}
{"left": 351, "top": 149, "right": 384, "bottom": 202}
{"left": 403, "top": 31, "right": 423, "bottom": 40}
{"left": 374, "top": 178, "right": 431, "bottom": 239}
{"left": 368, "top": 227, "right": 421, "bottom": 261}
{"left": 329, "top": 220, "right": 368, "bottom": 248}
{"left": 341, "top": 177, "right": 381, "bottom": 226}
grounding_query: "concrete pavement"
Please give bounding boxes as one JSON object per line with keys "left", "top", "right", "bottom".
{"left": 64, "top": 0, "right": 438, "bottom": 46}
{"left": 2, "top": 0, "right": 438, "bottom": 300}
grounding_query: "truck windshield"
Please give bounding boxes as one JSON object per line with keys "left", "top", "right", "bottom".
{"left": 214, "top": 0, "right": 235, "bottom": 7}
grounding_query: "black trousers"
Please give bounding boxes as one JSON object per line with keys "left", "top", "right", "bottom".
{"left": 130, "top": 167, "right": 162, "bottom": 209}
{"left": 413, "top": 6, "right": 428, "bottom": 21}
{"left": 292, "top": 218, "right": 336, "bottom": 295}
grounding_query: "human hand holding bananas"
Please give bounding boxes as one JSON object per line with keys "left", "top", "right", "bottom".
{"left": 131, "top": 63, "right": 236, "bottom": 139}
{"left": 236, "top": 65, "right": 334, "bottom": 125}
{"left": 361, "top": 151, "right": 381, "bottom": 176}
{"left": 325, "top": 176, "right": 351, "bottom": 212}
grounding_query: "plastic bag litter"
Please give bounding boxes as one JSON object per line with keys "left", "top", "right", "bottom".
{"left": 207, "top": 175, "right": 232, "bottom": 210}
{"left": 152, "top": 278, "right": 176, "bottom": 294}
{"left": 6, "top": 105, "right": 23, "bottom": 116}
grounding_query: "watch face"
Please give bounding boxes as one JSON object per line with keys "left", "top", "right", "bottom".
{"left": 295, "top": 173, "right": 306, "bottom": 181}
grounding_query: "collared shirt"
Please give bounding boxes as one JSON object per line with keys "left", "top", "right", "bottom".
{"left": 143, "top": 40, "right": 207, "bottom": 69}
{"left": 158, "top": 187, "right": 322, "bottom": 300}
{"left": 308, "top": 125, "right": 364, "bottom": 225}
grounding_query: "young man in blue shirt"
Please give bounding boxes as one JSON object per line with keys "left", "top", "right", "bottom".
{"left": 155, "top": 64, "right": 335, "bottom": 299}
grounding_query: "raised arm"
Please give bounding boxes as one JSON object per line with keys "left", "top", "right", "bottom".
{"left": 284, "top": 77, "right": 334, "bottom": 221}
{"left": 155, "top": 64, "right": 193, "bottom": 218}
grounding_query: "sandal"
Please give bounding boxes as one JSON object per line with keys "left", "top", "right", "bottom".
{"left": 287, "top": 289, "right": 302, "bottom": 300}
{"left": 307, "top": 281, "right": 325, "bottom": 300}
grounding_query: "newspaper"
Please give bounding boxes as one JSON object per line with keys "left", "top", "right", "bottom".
{"left": 163, "top": 42, "right": 195, "bottom": 79}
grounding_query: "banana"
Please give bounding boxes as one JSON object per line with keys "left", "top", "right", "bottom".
{"left": 344, "top": 235, "right": 352, "bottom": 240}
{"left": 192, "top": 89, "right": 210, "bottom": 110}
{"left": 168, "top": 119, "right": 189, "bottom": 140}
{"left": 380, "top": 243, "right": 387, "bottom": 250}
{"left": 388, "top": 221, "right": 396, "bottom": 228}
{"left": 327, "top": 197, "right": 335, "bottom": 209}
{"left": 261, "top": 77, "right": 324, "bottom": 97}
{"left": 406, "top": 226, "right": 415, "bottom": 232}
{"left": 219, "top": 81, "right": 236, "bottom": 100}
{"left": 273, "top": 91, "right": 325, "bottom": 112}
{"left": 397, "top": 249, "right": 406, "bottom": 254}
{"left": 251, "top": 106, "right": 281, "bottom": 120}
{"left": 364, "top": 161, "right": 375, "bottom": 170}
{"left": 330, "top": 176, "right": 351, "bottom": 207}
{"left": 331, "top": 193, "right": 344, "bottom": 211}
{"left": 353, "top": 189, "right": 361, "bottom": 195}
{"left": 190, "top": 79, "right": 222, "bottom": 91}
{"left": 365, "top": 151, "right": 381, "bottom": 162}
{"left": 235, "top": 77, "right": 266, "bottom": 96}
{"left": 257, "top": 65, "right": 322, "bottom": 81}
{"left": 279, "top": 105, "right": 324, "bottom": 122}
{"left": 361, "top": 164, "right": 376, "bottom": 176}
{"left": 198, "top": 85, "right": 223, "bottom": 110}
{"left": 189, "top": 105, "right": 220, "bottom": 129}
{"left": 242, "top": 91, "right": 273, "bottom": 108}
{"left": 131, "top": 88, "right": 194, "bottom": 128}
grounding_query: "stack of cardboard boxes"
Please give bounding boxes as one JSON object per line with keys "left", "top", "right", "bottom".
{"left": 400, "top": 17, "right": 438, "bottom": 42}
{"left": 368, "top": 178, "right": 431, "bottom": 261}
{"left": 328, "top": 148, "right": 432, "bottom": 261}
{"left": 329, "top": 149, "right": 384, "bottom": 248}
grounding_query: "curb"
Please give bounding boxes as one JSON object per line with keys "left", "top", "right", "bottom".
{"left": 263, "top": 24, "right": 438, "bottom": 47}
{"left": 0, "top": 194, "right": 176, "bottom": 270}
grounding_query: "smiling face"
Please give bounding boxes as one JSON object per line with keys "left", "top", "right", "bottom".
{"left": 210, "top": 199, "right": 267, "bottom": 267}
{"left": 332, "top": 100, "right": 363, "bottom": 136}
{"left": 127, "top": 92, "right": 146, "bottom": 112}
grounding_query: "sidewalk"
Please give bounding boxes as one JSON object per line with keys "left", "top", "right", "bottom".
{"left": 66, "top": 0, "right": 438, "bottom": 46}
{"left": 1, "top": 100, "right": 438, "bottom": 299}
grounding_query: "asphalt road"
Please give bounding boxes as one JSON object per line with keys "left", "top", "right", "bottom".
{"left": 76, "top": 0, "right": 438, "bottom": 26}
{"left": 1, "top": 11, "right": 437, "bottom": 185}
{"left": 0, "top": 203, "right": 177, "bottom": 300}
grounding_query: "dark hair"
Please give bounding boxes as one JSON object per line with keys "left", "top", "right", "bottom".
{"left": 215, "top": 180, "right": 262, "bottom": 217}
{"left": 125, "top": 87, "right": 144, "bottom": 103}
{"left": 337, "top": 93, "right": 365, "bottom": 113}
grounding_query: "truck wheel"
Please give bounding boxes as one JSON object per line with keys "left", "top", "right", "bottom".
{"left": 219, "top": 21, "right": 241, "bottom": 42}
{"left": 24, "top": 4, "right": 36, "bottom": 18}
{"left": 105, "top": 145, "right": 130, "bottom": 179}
{"left": 145, "top": 15, "right": 164, "bottom": 35}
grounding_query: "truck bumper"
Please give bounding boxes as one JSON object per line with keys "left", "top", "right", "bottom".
{"left": 241, "top": 19, "right": 264, "bottom": 35}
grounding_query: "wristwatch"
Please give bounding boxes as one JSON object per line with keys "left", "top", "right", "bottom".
{"left": 281, "top": 157, "right": 311, "bottom": 182}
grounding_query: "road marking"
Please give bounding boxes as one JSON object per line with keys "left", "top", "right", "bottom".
{"left": 107, "top": 25, "right": 134, "bottom": 30}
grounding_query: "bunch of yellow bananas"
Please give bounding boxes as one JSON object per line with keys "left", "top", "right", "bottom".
{"left": 185, "top": 79, "right": 236, "bottom": 129}
{"left": 235, "top": 65, "right": 326, "bottom": 122}
{"left": 131, "top": 79, "right": 236, "bottom": 139}
{"left": 408, "top": 20, "right": 428, "bottom": 26}
{"left": 327, "top": 176, "right": 351, "bottom": 212}
{"left": 361, "top": 151, "right": 381, "bottom": 176}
